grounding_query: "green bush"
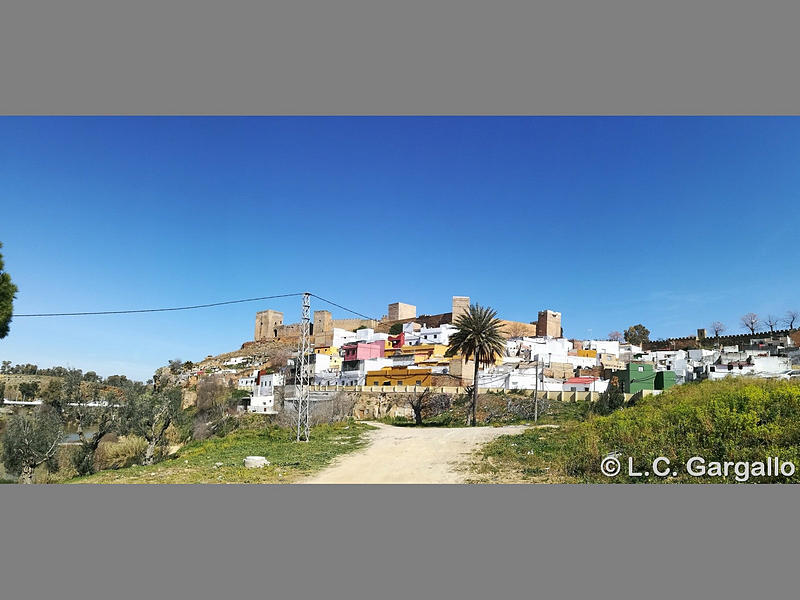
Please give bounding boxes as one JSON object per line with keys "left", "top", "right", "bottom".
{"left": 561, "top": 379, "right": 800, "bottom": 483}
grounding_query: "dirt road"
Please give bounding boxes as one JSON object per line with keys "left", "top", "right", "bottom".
{"left": 304, "top": 422, "right": 527, "bottom": 484}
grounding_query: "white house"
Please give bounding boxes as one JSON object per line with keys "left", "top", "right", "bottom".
{"left": 563, "top": 377, "right": 609, "bottom": 393}
{"left": 518, "top": 337, "right": 572, "bottom": 364}
{"left": 565, "top": 354, "right": 598, "bottom": 370}
{"left": 584, "top": 340, "right": 620, "bottom": 357}
{"left": 355, "top": 328, "right": 390, "bottom": 345}
{"left": 328, "top": 328, "right": 358, "bottom": 348}
{"left": 249, "top": 372, "right": 284, "bottom": 413}
{"left": 403, "top": 324, "right": 458, "bottom": 346}
{"left": 707, "top": 356, "right": 792, "bottom": 381}
{"left": 337, "top": 357, "right": 393, "bottom": 386}
{"left": 619, "top": 343, "right": 643, "bottom": 361}
{"left": 237, "top": 369, "right": 258, "bottom": 391}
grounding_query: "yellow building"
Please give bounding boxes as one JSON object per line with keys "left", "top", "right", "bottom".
{"left": 391, "top": 344, "right": 448, "bottom": 363}
{"left": 366, "top": 366, "right": 433, "bottom": 387}
{"left": 314, "top": 346, "right": 340, "bottom": 356}
{"left": 577, "top": 349, "right": 597, "bottom": 358}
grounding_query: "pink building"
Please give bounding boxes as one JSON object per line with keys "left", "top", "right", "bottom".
{"left": 342, "top": 341, "right": 386, "bottom": 361}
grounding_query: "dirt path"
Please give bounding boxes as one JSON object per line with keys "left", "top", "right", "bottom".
{"left": 304, "top": 422, "right": 528, "bottom": 484}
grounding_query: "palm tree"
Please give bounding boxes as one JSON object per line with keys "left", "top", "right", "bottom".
{"left": 445, "top": 303, "right": 506, "bottom": 426}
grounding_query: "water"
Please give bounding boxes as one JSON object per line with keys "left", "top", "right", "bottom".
{"left": 62, "top": 427, "right": 99, "bottom": 444}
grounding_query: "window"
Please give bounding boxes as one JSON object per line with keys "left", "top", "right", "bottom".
{"left": 397, "top": 380, "right": 404, "bottom": 385}
{"left": 637, "top": 366, "right": 644, "bottom": 372}
{"left": 416, "top": 380, "right": 422, "bottom": 385}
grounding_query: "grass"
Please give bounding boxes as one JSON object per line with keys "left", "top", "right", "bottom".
{"left": 469, "top": 426, "right": 572, "bottom": 483}
{"left": 471, "top": 379, "right": 800, "bottom": 484}
{"left": 69, "top": 421, "right": 374, "bottom": 484}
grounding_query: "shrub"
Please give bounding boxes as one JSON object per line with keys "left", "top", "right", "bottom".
{"left": 94, "top": 435, "right": 148, "bottom": 470}
{"left": 561, "top": 379, "right": 800, "bottom": 482}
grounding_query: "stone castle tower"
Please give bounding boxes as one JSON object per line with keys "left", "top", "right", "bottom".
{"left": 452, "top": 296, "right": 470, "bottom": 321}
{"left": 536, "top": 309, "right": 562, "bottom": 337}
{"left": 255, "top": 309, "right": 283, "bottom": 341}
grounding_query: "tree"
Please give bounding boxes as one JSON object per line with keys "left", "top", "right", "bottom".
{"left": 504, "top": 322, "right": 530, "bottom": 338}
{"left": 710, "top": 321, "right": 726, "bottom": 337}
{"left": 0, "top": 241, "right": 18, "bottom": 339}
{"left": 445, "top": 303, "right": 506, "bottom": 426}
{"left": 765, "top": 314, "right": 779, "bottom": 334}
{"left": 407, "top": 387, "right": 433, "bottom": 426}
{"left": 623, "top": 324, "right": 650, "bottom": 346}
{"left": 2, "top": 410, "right": 63, "bottom": 483}
{"left": 388, "top": 323, "right": 404, "bottom": 335}
{"left": 83, "top": 371, "right": 101, "bottom": 382}
{"left": 710, "top": 321, "right": 726, "bottom": 347}
{"left": 195, "top": 376, "right": 232, "bottom": 419}
{"left": 783, "top": 310, "right": 798, "bottom": 330}
{"left": 67, "top": 383, "right": 119, "bottom": 475}
{"left": 740, "top": 312, "right": 759, "bottom": 334}
{"left": 105, "top": 374, "right": 130, "bottom": 389}
{"left": 593, "top": 376, "right": 626, "bottom": 416}
{"left": 0, "top": 380, "right": 5, "bottom": 404}
{"left": 118, "top": 386, "right": 185, "bottom": 465}
{"left": 41, "top": 379, "right": 65, "bottom": 414}
{"left": 168, "top": 359, "right": 184, "bottom": 374}
{"left": 1, "top": 360, "right": 10, "bottom": 374}
{"left": 18, "top": 381, "right": 40, "bottom": 401}
{"left": 608, "top": 331, "right": 623, "bottom": 342}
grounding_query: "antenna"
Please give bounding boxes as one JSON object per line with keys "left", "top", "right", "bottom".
{"left": 296, "top": 292, "right": 312, "bottom": 442}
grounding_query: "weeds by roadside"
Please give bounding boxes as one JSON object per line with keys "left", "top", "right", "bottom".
{"left": 69, "top": 420, "right": 374, "bottom": 484}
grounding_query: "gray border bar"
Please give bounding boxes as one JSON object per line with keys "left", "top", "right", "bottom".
{"left": 0, "top": 485, "right": 796, "bottom": 599}
{"left": 2, "top": 1, "right": 800, "bottom": 114}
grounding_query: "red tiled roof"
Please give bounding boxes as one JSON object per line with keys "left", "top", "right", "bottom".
{"left": 565, "top": 376, "right": 599, "bottom": 384}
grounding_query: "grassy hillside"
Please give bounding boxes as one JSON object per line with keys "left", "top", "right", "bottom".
{"left": 70, "top": 421, "right": 374, "bottom": 484}
{"left": 0, "top": 374, "right": 60, "bottom": 400}
{"left": 473, "top": 379, "right": 800, "bottom": 483}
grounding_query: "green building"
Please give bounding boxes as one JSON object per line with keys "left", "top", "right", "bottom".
{"left": 617, "top": 362, "right": 656, "bottom": 393}
{"left": 654, "top": 370, "right": 677, "bottom": 391}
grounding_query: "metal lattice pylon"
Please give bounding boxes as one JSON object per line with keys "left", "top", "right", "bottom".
{"left": 295, "top": 292, "right": 311, "bottom": 441}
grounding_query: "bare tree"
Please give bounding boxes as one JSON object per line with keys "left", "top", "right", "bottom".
{"left": 710, "top": 321, "right": 726, "bottom": 337}
{"left": 765, "top": 314, "right": 779, "bottom": 333}
{"left": 710, "top": 321, "right": 726, "bottom": 347}
{"left": 196, "top": 376, "right": 231, "bottom": 418}
{"left": 504, "top": 322, "right": 530, "bottom": 339}
{"left": 264, "top": 346, "right": 292, "bottom": 369}
{"left": 740, "top": 313, "right": 759, "bottom": 334}
{"left": 784, "top": 310, "right": 799, "bottom": 330}
{"left": 608, "top": 331, "right": 623, "bottom": 342}
{"left": 310, "top": 392, "right": 356, "bottom": 425}
{"left": 407, "top": 387, "right": 433, "bottom": 425}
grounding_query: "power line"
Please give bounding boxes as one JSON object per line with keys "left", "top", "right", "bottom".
{"left": 12, "top": 290, "right": 379, "bottom": 323}
{"left": 308, "top": 293, "right": 376, "bottom": 321}
{"left": 11, "top": 293, "right": 305, "bottom": 317}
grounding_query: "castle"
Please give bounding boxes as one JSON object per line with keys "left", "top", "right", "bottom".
{"left": 254, "top": 296, "right": 562, "bottom": 344}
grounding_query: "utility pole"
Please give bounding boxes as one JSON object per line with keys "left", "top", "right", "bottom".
{"left": 296, "top": 292, "right": 311, "bottom": 442}
{"left": 534, "top": 355, "right": 539, "bottom": 423}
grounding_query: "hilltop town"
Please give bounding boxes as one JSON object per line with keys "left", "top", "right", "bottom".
{"left": 166, "top": 296, "right": 800, "bottom": 416}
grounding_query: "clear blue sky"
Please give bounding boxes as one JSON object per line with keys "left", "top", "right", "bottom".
{"left": 1, "top": 117, "right": 799, "bottom": 381}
